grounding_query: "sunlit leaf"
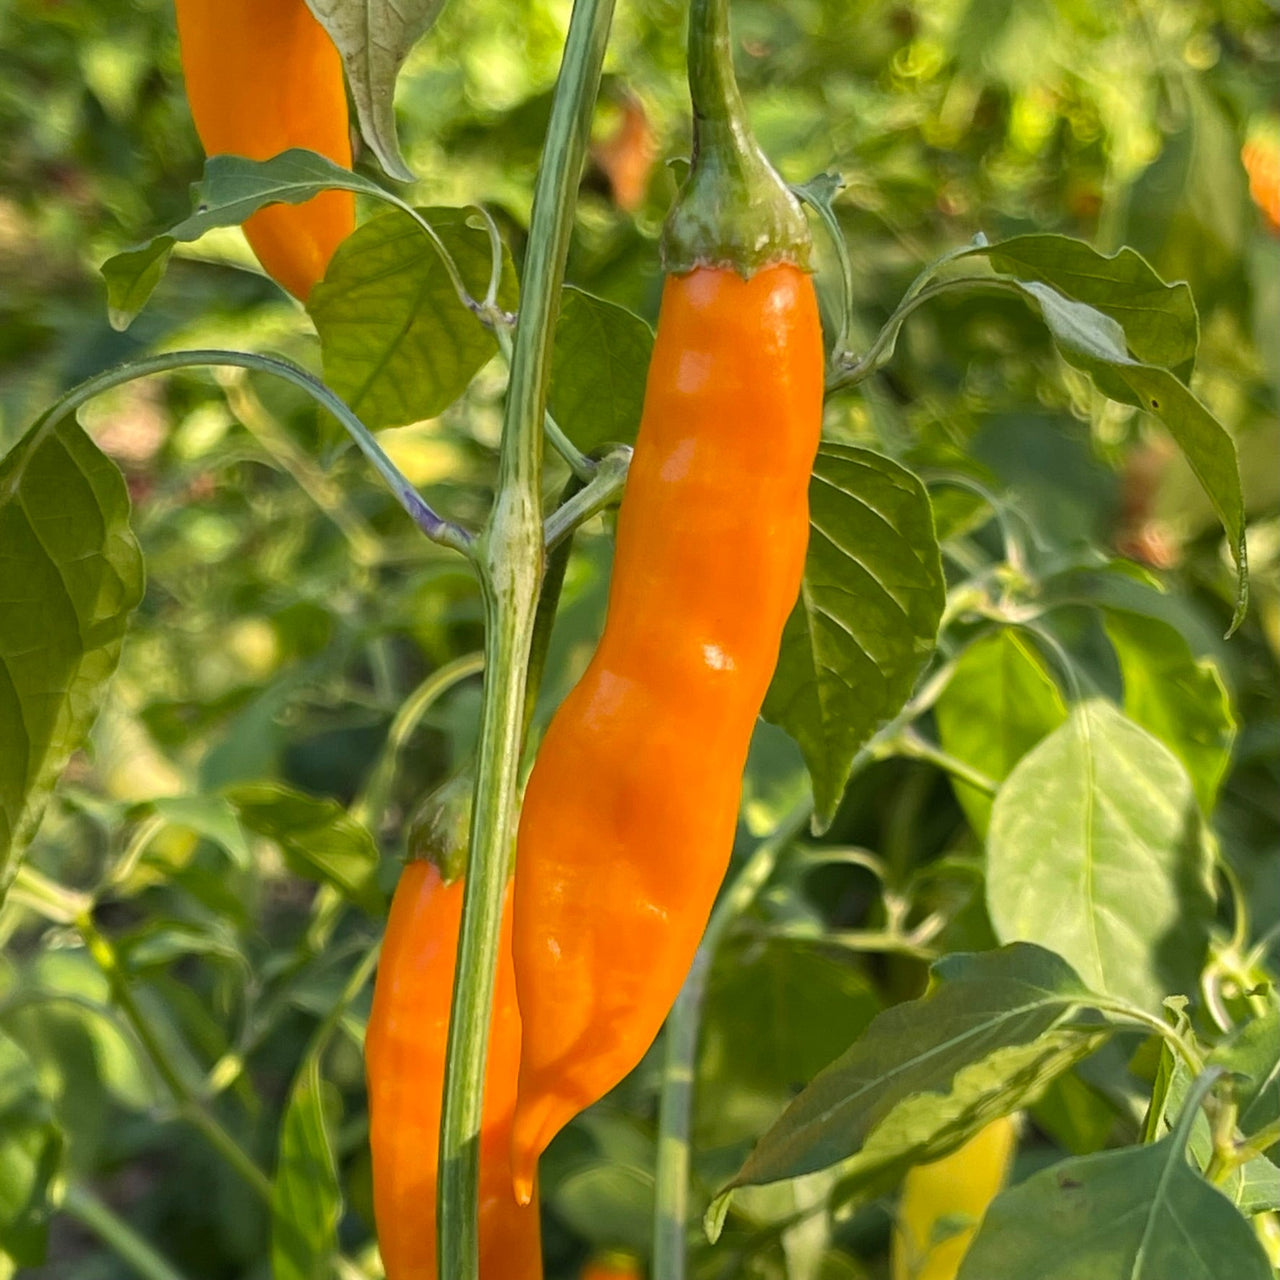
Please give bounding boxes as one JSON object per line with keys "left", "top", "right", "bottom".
{"left": 987, "top": 701, "right": 1216, "bottom": 1011}
{"left": 934, "top": 629, "right": 1068, "bottom": 835}
{"left": 713, "top": 945, "right": 1105, "bottom": 1227}
{"left": 0, "top": 416, "right": 144, "bottom": 900}
{"left": 305, "top": 0, "right": 449, "bottom": 184}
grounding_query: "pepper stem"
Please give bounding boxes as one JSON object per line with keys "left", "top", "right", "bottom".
{"left": 662, "top": 0, "right": 811, "bottom": 276}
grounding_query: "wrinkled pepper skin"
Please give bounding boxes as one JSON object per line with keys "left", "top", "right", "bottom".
{"left": 891, "top": 1116, "right": 1018, "bottom": 1280}
{"left": 174, "top": 0, "right": 355, "bottom": 299}
{"left": 366, "top": 861, "right": 541, "bottom": 1280}
{"left": 510, "top": 262, "right": 824, "bottom": 1200}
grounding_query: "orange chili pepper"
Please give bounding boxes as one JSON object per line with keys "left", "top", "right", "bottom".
{"left": 174, "top": 0, "right": 355, "bottom": 299}
{"left": 509, "top": 0, "right": 822, "bottom": 1202}
{"left": 366, "top": 859, "right": 541, "bottom": 1279}
{"left": 1242, "top": 133, "right": 1280, "bottom": 234}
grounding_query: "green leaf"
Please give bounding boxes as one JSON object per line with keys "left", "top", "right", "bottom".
{"left": 987, "top": 700, "right": 1217, "bottom": 1012}
{"left": 698, "top": 939, "right": 881, "bottom": 1150}
{"left": 1210, "top": 1006, "right": 1279, "bottom": 1144}
{"left": 309, "top": 206, "right": 517, "bottom": 429}
{"left": 0, "top": 415, "right": 144, "bottom": 901}
{"left": 271, "top": 1054, "right": 341, "bottom": 1280}
{"left": 981, "top": 234, "right": 1199, "bottom": 379}
{"left": 99, "top": 150, "right": 387, "bottom": 327}
{"left": 1103, "top": 610, "right": 1236, "bottom": 813}
{"left": 100, "top": 239, "right": 174, "bottom": 332}
{"left": 548, "top": 287, "right": 654, "bottom": 451}
{"left": 934, "top": 629, "right": 1068, "bottom": 835}
{"left": 956, "top": 1076, "right": 1274, "bottom": 1280}
{"left": 226, "top": 783, "right": 384, "bottom": 915}
{"left": 0, "top": 1034, "right": 63, "bottom": 1268}
{"left": 867, "top": 234, "right": 1248, "bottom": 624}
{"left": 764, "top": 445, "right": 945, "bottom": 829}
{"left": 714, "top": 946, "right": 1103, "bottom": 1214}
{"left": 304, "top": 0, "right": 448, "bottom": 184}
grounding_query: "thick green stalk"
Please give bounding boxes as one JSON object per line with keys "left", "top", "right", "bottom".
{"left": 663, "top": 0, "right": 809, "bottom": 274}
{"left": 436, "top": 1, "right": 616, "bottom": 1276}
{"left": 652, "top": 801, "right": 813, "bottom": 1279}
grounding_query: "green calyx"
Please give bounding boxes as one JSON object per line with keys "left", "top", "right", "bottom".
{"left": 661, "top": 0, "right": 811, "bottom": 277}
{"left": 406, "top": 769, "right": 474, "bottom": 884}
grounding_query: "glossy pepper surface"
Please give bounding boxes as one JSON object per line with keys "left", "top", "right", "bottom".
{"left": 891, "top": 1116, "right": 1018, "bottom": 1280}
{"left": 366, "top": 860, "right": 541, "bottom": 1279}
{"left": 174, "top": 0, "right": 355, "bottom": 299}
{"left": 509, "top": 0, "right": 821, "bottom": 1196}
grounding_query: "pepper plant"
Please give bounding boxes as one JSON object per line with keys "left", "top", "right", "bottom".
{"left": 0, "top": 1, "right": 1276, "bottom": 1279}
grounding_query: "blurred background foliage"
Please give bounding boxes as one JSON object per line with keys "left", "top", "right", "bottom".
{"left": 0, "top": 0, "right": 1277, "bottom": 1277}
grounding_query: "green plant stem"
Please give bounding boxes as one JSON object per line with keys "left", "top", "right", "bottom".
{"left": 652, "top": 800, "right": 813, "bottom": 1280}
{"left": 1088, "top": 995, "right": 1206, "bottom": 1075}
{"left": 78, "top": 917, "right": 274, "bottom": 1205}
{"left": 544, "top": 444, "right": 632, "bottom": 550}
{"left": 496, "top": 326, "right": 595, "bottom": 478}
{"left": 25, "top": 349, "right": 473, "bottom": 555}
{"left": 63, "top": 1183, "right": 189, "bottom": 1280}
{"left": 436, "top": 1, "right": 615, "bottom": 1276}
{"left": 886, "top": 728, "right": 999, "bottom": 795}
{"left": 352, "top": 650, "right": 486, "bottom": 830}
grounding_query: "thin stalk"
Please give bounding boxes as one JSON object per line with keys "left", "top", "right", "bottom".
{"left": 63, "top": 1183, "right": 189, "bottom": 1280}
{"left": 22, "top": 349, "right": 473, "bottom": 555}
{"left": 436, "top": 1, "right": 616, "bottom": 1276}
{"left": 887, "top": 728, "right": 999, "bottom": 795}
{"left": 652, "top": 800, "right": 813, "bottom": 1280}
{"left": 78, "top": 917, "right": 274, "bottom": 1204}
{"left": 352, "top": 651, "right": 486, "bottom": 830}
{"left": 544, "top": 445, "right": 632, "bottom": 550}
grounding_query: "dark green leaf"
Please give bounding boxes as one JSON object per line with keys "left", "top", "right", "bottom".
{"left": 1104, "top": 610, "right": 1235, "bottom": 813}
{"left": 764, "top": 445, "right": 945, "bottom": 828}
{"left": 956, "top": 1077, "right": 1274, "bottom": 1280}
{"left": 0, "top": 416, "right": 144, "bottom": 901}
{"left": 227, "top": 783, "right": 384, "bottom": 915}
{"left": 271, "top": 1054, "right": 341, "bottom": 1280}
{"left": 934, "top": 629, "right": 1068, "bottom": 835}
{"left": 698, "top": 940, "right": 880, "bottom": 1150}
{"left": 716, "top": 946, "right": 1102, "bottom": 1209}
{"left": 309, "top": 206, "right": 518, "bottom": 429}
{"left": 548, "top": 287, "right": 654, "bottom": 451}
{"left": 304, "top": 0, "right": 448, "bottom": 183}
{"left": 987, "top": 701, "right": 1217, "bottom": 1011}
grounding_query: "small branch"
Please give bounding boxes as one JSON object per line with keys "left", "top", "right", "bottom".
{"left": 885, "top": 728, "right": 999, "bottom": 795}
{"left": 27, "top": 350, "right": 475, "bottom": 557}
{"left": 63, "top": 1183, "right": 190, "bottom": 1280}
{"left": 78, "top": 917, "right": 274, "bottom": 1204}
{"left": 351, "top": 651, "right": 486, "bottom": 831}
{"left": 544, "top": 446, "right": 632, "bottom": 549}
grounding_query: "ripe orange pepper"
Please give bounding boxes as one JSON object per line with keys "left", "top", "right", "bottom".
{"left": 174, "top": 0, "right": 355, "bottom": 299}
{"left": 366, "top": 860, "right": 541, "bottom": 1279}
{"left": 1242, "top": 133, "right": 1280, "bottom": 234}
{"left": 508, "top": 0, "right": 822, "bottom": 1204}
